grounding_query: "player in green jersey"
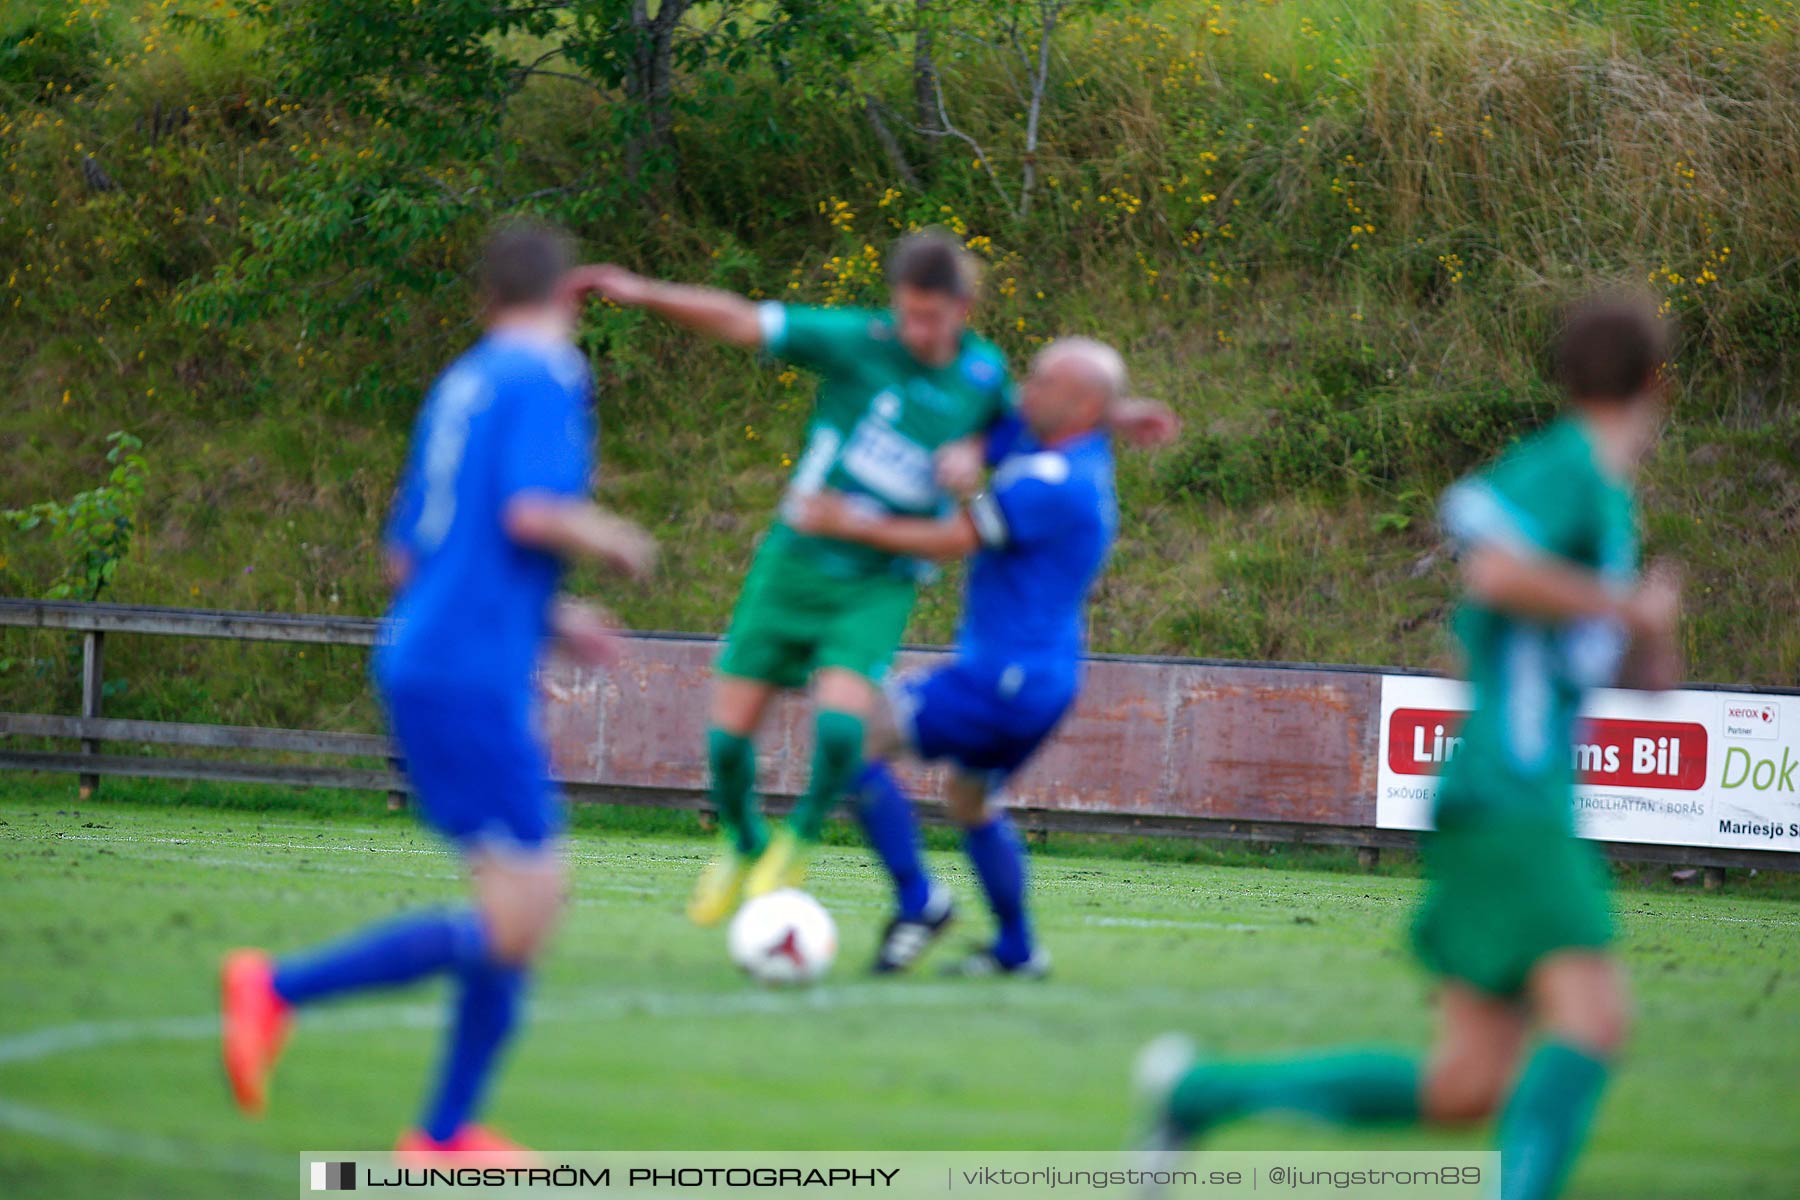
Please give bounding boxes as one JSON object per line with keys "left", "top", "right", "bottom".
{"left": 1133, "top": 296, "right": 1682, "bottom": 1200}
{"left": 569, "top": 233, "right": 1014, "bottom": 923}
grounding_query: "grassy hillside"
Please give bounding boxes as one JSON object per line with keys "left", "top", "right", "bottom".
{"left": 4, "top": 0, "right": 1800, "bottom": 736}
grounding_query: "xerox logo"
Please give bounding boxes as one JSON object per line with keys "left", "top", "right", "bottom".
{"left": 1722, "top": 700, "right": 1779, "bottom": 741}
{"left": 310, "top": 1161, "right": 356, "bottom": 1191}
{"left": 1385, "top": 708, "right": 1709, "bottom": 790}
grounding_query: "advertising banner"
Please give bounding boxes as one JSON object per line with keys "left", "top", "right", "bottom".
{"left": 1376, "top": 675, "right": 1800, "bottom": 852}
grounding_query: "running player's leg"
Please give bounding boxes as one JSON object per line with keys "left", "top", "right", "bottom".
{"left": 1422, "top": 982, "right": 1530, "bottom": 1125}
{"left": 854, "top": 680, "right": 935, "bottom": 920}
{"left": 945, "top": 771, "right": 1043, "bottom": 975}
{"left": 688, "top": 674, "right": 779, "bottom": 926}
{"left": 709, "top": 674, "right": 779, "bottom": 856}
{"left": 701, "top": 545, "right": 823, "bottom": 914}
{"left": 751, "top": 573, "right": 916, "bottom": 894}
{"left": 794, "top": 666, "right": 876, "bottom": 844}
{"left": 1138, "top": 909, "right": 1530, "bottom": 1149}
{"left": 224, "top": 694, "right": 559, "bottom": 1150}
{"left": 1498, "top": 952, "right": 1629, "bottom": 1200}
{"left": 399, "top": 845, "right": 564, "bottom": 1156}
{"left": 1139, "top": 1025, "right": 1434, "bottom": 1150}
{"left": 854, "top": 678, "right": 956, "bottom": 971}
{"left": 746, "top": 665, "right": 875, "bottom": 895}
{"left": 1137, "top": 982, "right": 1517, "bottom": 1162}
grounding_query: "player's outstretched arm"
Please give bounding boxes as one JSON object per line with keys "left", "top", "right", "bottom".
{"left": 1616, "top": 561, "right": 1683, "bottom": 692}
{"left": 562, "top": 264, "right": 762, "bottom": 348}
{"left": 503, "top": 492, "right": 657, "bottom": 579}
{"left": 1460, "top": 546, "right": 1679, "bottom": 655}
{"left": 791, "top": 493, "right": 979, "bottom": 562}
{"left": 1105, "top": 397, "right": 1181, "bottom": 448}
{"left": 383, "top": 547, "right": 414, "bottom": 592}
{"left": 550, "top": 597, "right": 627, "bottom": 669}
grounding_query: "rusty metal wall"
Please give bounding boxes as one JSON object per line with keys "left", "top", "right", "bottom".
{"left": 543, "top": 637, "right": 1382, "bottom": 827}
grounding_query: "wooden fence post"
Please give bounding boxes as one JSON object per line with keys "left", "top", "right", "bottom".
{"left": 79, "top": 630, "right": 104, "bottom": 800}
{"left": 386, "top": 755, "right": 407, "bottom": 812}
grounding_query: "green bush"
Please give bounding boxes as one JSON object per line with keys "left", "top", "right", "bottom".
{"left": 0, "top": 6, "right": 107, "bottom": 92}
{"left": 1162, "top": 386, "right": 1556, "bottom": 507}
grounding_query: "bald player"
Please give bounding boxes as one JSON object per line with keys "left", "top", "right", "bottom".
{"left": 793, "top": 338, "right": 1174, "bottom": 975}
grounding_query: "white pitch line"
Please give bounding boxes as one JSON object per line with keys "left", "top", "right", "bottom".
{"left": 44, "top": 831, "right": 866, "bottom": 877}
{"left": 0, "top": 981, "right": 1018, "bottom": 1071}
{"left": 0, "top": 981, "right": 1044, "bottom": 1178}
{"left": 0, "top": 972, "right": 1235, "bottom": 1183}
{"left": 0, "top": 1097, "right": 287, "bottom": 1179}
{"left": 1082, "top": 916, "right": 1274, "bottom": 932}
{"left": 30, "top": 845, "right": 883, "bottom": 909}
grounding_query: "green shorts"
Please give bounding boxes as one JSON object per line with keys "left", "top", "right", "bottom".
{"left": 1412, "top": 800, "right": 1614, "bottom": 999}
{"left": 716, "top": 538, "right": 916, "bottom": 690}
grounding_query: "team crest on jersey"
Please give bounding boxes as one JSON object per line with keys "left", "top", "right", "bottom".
{"left": 874, "top": 390, "right": 903, "bottom": 421}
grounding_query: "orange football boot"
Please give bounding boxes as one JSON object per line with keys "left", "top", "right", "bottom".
{"left": 221, "top": 949, "right": 292, "bottom": 1116}
{"left": 395, "top": 1125, "right": 537, "bottom": 1169}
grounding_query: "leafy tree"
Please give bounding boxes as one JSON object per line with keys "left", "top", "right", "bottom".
{"left": 178, "top": 0, "right": 893, "bottom": 346}
{"left": 4, "top": 432, "right": 149, "bottom": 601}
{"left": 918, "top": 0, "right": 1120, "bottom": 216}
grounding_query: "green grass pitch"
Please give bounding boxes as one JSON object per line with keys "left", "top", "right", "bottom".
{"left": 1, "top": 779, "right": 1797, "bottom": 1200}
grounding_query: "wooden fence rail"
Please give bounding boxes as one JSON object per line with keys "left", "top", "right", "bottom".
{"left": 0, "top": 599, "right": 404, "bottom": 803}
{"left": 3, "top": 598, "right": 1795, "bottom": 873}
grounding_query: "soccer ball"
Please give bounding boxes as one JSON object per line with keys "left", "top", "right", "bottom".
{"left": 728, "top": 889, "right": 837, "bottom": 985}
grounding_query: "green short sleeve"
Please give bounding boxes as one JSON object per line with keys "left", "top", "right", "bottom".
{"left": 758, "top": 303, "right": 881, "bottom": 379}
{"left": 1440, "top": 419, "right": 1597, "bottom": 564}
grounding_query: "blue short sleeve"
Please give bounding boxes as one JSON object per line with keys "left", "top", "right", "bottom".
{"left": 384, "top": 469, "right": 424, "bottom": 555}
{"left": 498, "top": 366, "right": 593, "bottom": 503}
{"left": 382, "top": 411, "right": 430, "bottom": 555}
{"left": 970, "top": 451, "right": 1078, "bottom": 550}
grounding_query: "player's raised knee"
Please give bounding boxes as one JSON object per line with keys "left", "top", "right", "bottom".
{"left": 944, "top": 773, "right": 991, "bottom": 828}
{"left": 1553, "top": 984, "right": 1632, "bottom": 1057}
{"left": 477, "top": 857, "right": 568, "bottom": 965}
{"left": 1533, "top": 954, "right": 1632, "bottom": 1056}
{"left": 1422, "top": 1056, "right": 1509, "bottom": 1125}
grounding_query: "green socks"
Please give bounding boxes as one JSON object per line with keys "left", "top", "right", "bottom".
{"left": 1169, "top": 1050, "right": 1422, "bottom": 1135}
{"left": 1165, "top": 1040, "right": 1608, "bottom": 1200}
{"left": 710, "top": 711, "right": 866, "bottom": 851}
{"left": 706, "top": 728, "right": 766, "bottom": 857}
{"left": 1497, "top": 1041, "right": 1609, "bottom": 1200}
{"left": 786, "top": 709, "right": 865, "bottom": 843}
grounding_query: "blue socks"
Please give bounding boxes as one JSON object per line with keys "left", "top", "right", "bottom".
{"left": 423, "top": 961, "right": 527, "bottom": 1142}
{"left": 272, "top": 910, "right": 489, "bottom": 1004}
{"left": 853, "top": 763, "right": 1033, "bottom": 963}
{"left": 964, "top": 814, "right": 1032, "bottom": 966}
{"left": 271, "top": 908, "right": 529, "bottom": 1142}
{"left": 855, "top": 763, "right": 933, "bottom": 919}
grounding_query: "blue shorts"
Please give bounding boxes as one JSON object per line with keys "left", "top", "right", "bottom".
{"left": 381, "top": 685, "right": 561, "bottom": 855}
{"left": 890, "top": 659, "right": 1072, "bottom": 784}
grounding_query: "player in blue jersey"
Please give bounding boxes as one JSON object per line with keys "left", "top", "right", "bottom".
{"left": 794, "top": 338, "right": 1175, "bottom": 976}
{"left": 220, "top": 222, "right": 654, "bottom": 1160}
